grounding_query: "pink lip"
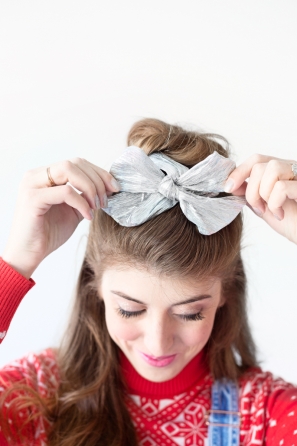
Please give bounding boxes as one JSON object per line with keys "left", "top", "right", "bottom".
{"left": 138, "top": 350, "right": 177, "bottom": 367}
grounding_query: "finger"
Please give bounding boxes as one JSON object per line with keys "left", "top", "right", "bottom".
{"left": 92, "top": 171, "right": 108, "bottom": 209}
{"left": 267, "top": 180, "right": 297, "bottom": 220}
{"left": 34, "top": 185, "right": 94, "bottom": 220}
{"left": 229, "top": 181, "right": 247, "bottom": 196}
{"left": 74, "top": 165, "right": 108, "bottom": 209}
{"left": 259, "top": 160, "right": 295, "bottom": 203}
{"left": 24, "top": 158, "right": 121, "bottom": 191}
{"left": 224, "top": 153, "right": 281, "bottom": 193}
{"left": 24, "top": 161, "right": 99, "bottom": 210}
{"left": 245, "top": 163, "right": 267, "bottom": 215}
{"left": 83, "top": 160, "right": 121, "bottom": 192}
{"left": 70, "top": 158, "right": 121, "bottom": 208}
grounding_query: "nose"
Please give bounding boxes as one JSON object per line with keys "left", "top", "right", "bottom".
{"left": 143, "top": 315, "right": 175, "bottom": 357}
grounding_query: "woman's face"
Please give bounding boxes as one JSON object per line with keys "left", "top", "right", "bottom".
{"left": 99, "top": 266, "right": 223, "bottom": 382}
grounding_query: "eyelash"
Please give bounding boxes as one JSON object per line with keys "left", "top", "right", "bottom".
{"left": 116, "top": 308, "right": 205, "bottom": 321}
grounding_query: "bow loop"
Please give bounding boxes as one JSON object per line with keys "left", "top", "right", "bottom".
{"left": 158, "top": 175, "right": 180, "bottom": 201}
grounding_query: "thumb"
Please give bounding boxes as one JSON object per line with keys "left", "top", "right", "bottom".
{"left": 224, "top": 176, "right": 248, "bottom": 196}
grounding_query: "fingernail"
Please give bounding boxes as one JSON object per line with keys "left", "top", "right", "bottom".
{"left": 111, "top": 178, "right": 120, "bottom": 191}
{"left": 90, "top": 209, "right": 94, "bottom": 219}
{"left": 253, "top": 207, "right": 263, "bottom": 217}
{"left": 103, "top": 193, "right": 108, "bottom": 208}
{"left": 224, "top": 179, "right": 234, "bottom": 193}
{"left": 273, "top": 213, "right": 282, "bottom": 221}
{"left": 95, "top": 195, "right": 101, "bottom": 209}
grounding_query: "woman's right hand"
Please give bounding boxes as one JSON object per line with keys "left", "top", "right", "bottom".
{"left": 2, "top": 157, "right": 120, "bottom": 279}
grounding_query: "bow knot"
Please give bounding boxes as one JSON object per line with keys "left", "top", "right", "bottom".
{"left": 158, "top": 175, "right": 180, "bottom": 201}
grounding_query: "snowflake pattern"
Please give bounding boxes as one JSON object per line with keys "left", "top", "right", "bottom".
{"left": 0, "top": 349, "right": 297, "bottom": 446}
{"left": 124, "top": 368, "right": 297, "bottom": 446}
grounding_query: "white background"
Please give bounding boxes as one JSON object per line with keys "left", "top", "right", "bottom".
{"left": 0, "top": 0, "right": 296, "bottom": 384}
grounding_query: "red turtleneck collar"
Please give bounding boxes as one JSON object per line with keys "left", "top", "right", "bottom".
{"left": 120, "top": 349, "right": 209, "bottom": 399}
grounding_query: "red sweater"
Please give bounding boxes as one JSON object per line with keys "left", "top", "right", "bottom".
{"left": 0, "top": 257, "right": 297, "bottom": 445}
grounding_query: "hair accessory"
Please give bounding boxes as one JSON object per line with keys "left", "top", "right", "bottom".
{"left": 290, "top": 163, "right": 297, "bottom": 180}
{"left": 47, "top": 167, "right": 57, "bottom": 187}
{"left": 102, "top": 146, "right": 246, "bottom": 235}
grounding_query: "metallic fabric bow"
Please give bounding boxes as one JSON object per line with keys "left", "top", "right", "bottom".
{"left": 102, "top": 146, "right": 246, "bottom": 235}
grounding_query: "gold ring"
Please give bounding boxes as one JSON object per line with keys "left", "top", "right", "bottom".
{"left": 47, "top": 167, "right": 57, "bottom": 187}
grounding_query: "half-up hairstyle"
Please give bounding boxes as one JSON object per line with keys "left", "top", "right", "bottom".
{"left": 0, "top": 118, "right": 257, "bottom": 446}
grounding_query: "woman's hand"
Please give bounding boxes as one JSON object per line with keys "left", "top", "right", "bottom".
{"left": 224, "top": 154, "right": 297, "bottom": 244}
{"left": 2, "top": 158, "right": 120, "bottom": 279}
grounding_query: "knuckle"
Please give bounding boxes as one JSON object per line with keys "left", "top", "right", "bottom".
{"left": 267, "top": 197, "right": 279, "bottom": 212}
{"left": 258, "top": 181, "right": 269, "bottom": 198}
{"left": 267, "top": 159, "right": 280, "bottom": 170}
{"left": 61, "top": 159, "right": 73, "bottom": 171}
{"left": 88, "top": 183, "right": 97, "bottom": 197}
{"left": 274, "top": 180, "right": 286, "bottom": 193}
{"left": 249, "top": 153, "right": 263, "bottom": 165}
{"left": 69, "top": 156, "right": 85, "bottom": 165}
{"left": 96, "top": 177, "right": 106, "bottom": 192}
{"left": 21, "top": 169, "right": 34, "bottom": 183}
{"left": 250, "top": 163, "right": 263, "bottom": 176}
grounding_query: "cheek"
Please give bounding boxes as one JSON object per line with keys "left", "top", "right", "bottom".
{"left": 181, "top": 317, "right": 215, "bottom": 347}
{"left": 104, "top": 307, "right": 141, "bottom": 342}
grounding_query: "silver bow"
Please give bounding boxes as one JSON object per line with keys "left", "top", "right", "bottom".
{"left": 102, "top": 146, "right": 246, "bottom": 235}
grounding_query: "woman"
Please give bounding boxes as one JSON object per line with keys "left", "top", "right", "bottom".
{"left": 0, "top": 118, "right": 296, "bottom": 445}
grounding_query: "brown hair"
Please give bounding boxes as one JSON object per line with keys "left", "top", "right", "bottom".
{"left": 0, "top": 118, "right": 257, "bottom": 445}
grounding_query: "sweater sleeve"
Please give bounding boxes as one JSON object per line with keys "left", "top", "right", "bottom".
{"left": 0, "top": 257, "right": 35, "bottom": 344}
{"left": 239, "top": 368, "right": 297, "bottom": 445}
{"left": 265, "top": 386, "right": 297, "bottom": 445}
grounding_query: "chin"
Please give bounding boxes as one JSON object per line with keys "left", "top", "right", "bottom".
{"left": 135, "top": 359, "right": 184, "bottom": 382}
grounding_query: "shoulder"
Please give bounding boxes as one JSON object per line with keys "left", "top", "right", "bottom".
{"left": 0, "top": 347, "right": 60, "bottom": 397}
{"left": 239, "top": 366, "right": 295, "bottom": 394}
{"left": 238, "top": 367, "right": 297, "bottom": 445}
{"left": 238, "top": 366, "right": 296, "bottom": 411}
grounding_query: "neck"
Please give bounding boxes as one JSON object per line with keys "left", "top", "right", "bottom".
{"left": 120, "top": 349, "right": 209, "bottom": 398}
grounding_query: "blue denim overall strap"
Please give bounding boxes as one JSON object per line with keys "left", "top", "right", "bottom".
{"left": 207, "top": 379, "right": 240, "bottom": 446}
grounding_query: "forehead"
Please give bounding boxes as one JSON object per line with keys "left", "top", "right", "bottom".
{"left": 100, "top": 266, "right": 221, "bottom": 301}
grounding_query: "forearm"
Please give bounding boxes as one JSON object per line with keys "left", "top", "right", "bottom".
{"left": 0, "top": 257, "right": 35, "bottom": 343}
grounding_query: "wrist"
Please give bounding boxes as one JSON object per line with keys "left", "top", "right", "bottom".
{"left": 1, "top": 251, "right": 38, "bottom": 280}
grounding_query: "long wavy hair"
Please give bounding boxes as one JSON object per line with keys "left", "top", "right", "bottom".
{"left": 0, "top": 118, "right": 257, "bottom": 445}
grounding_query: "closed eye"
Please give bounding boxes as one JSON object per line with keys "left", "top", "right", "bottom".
{"left": 179, "top": 312, "right": 205, "bottom": 321}
{"left": 117, "top": 308, "right": 144, "bottom": 318}
{"left": 116, "top": 308, "right": 205, "bottom": 321}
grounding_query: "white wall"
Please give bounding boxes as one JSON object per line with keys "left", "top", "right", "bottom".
{"left": 0, "top": 0, "right": 296, "bottom": 384}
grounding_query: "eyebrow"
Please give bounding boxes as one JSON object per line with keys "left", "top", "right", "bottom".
{"left": 110, "top": 290, "right": 212, "bottom": 306}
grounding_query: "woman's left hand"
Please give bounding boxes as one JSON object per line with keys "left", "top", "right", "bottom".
{"left": 224, "top": 154, "right": 297, "bottom": 244}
